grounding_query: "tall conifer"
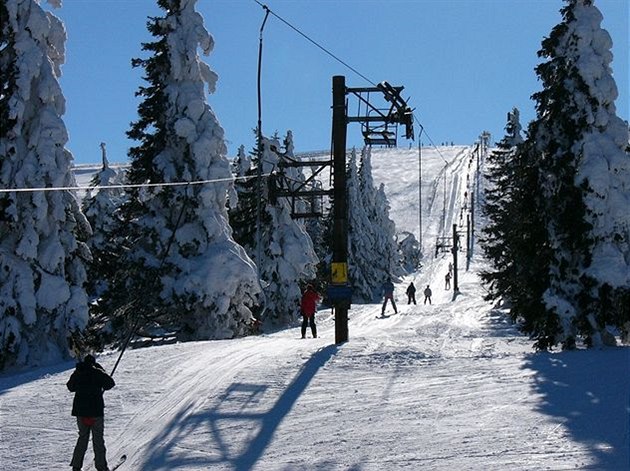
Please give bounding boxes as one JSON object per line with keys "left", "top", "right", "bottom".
{"left": 99, "top": 0, "right": 260, "bottom": 341}
{"left": 531, "top": 0, "right": 630, "bottom": 347}
{"left": 231, "top": 133, "right": 318, "bottom": 325}
{"left": 0, "top": 0, "right": 90, "bottom": 368}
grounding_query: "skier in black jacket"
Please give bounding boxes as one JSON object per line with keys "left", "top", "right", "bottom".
{"left": 67, "top": 354, "right": 115, "bottom": 471}
{"left": 406, "top": 282, "right": 417, "bottom": 305}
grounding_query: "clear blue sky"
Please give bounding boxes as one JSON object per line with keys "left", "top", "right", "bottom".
{"left": 52, "top": 0, "right": 628, "bottom": 165}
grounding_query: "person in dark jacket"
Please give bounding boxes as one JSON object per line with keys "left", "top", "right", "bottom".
{"left": 301, "top": 284, "right": 321, "bottom": 338}
{"left": 406, "top": 282, "right": 417, "bottom": 305}
{"left": 67, "top": 354, "right": 115, "bottom": 471}
{"left": 424, "top": 285, "right": 433, "bottom": 305}
{"left": 381, "top": 279, "right": 398, "bottom": 316}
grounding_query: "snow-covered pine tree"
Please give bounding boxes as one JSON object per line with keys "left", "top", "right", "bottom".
{"left": 347, "top": 148, "right": 377, "bottom": 302}
{"left": 357, "top": 146, "right": 401, "bottom": 291}
{"left": 81, "top": 143, "right": 125, "bottom": 301}
{"left": 0, "top": 0, "right": 91, "bottom": 368}
{"left": 232, "top": 133, "right": 318, "bottom": 325}
{"left": 374, "top": 183, "right": 401, "bottom": 277}
{"left": 530, "top": 0, "right": 630, "bottom": 348}
{"left": 481, "top": 109, "right": 525, "bottom": 303}
{"left": 0, "top": 0, "right": 16, "bottom": 151}
{"left": 229, "top": 141, "right": 262, "bottom": 251}
{"left": 100, "top": 0, "right": 260, "bottom": 341}
{"left": 305, "top": 210, "right": 332, "bottom": 293}
{"left": 397, "top": 231, "right": 421, "bottom": 273}
{"left": 233, "top": 144, "right": 251, "bottom": 179}
{"left": 481, "top": 110, "right": 557, "bottom": 349}
{"left": 303, "top": 194, "right": 332, "bottom": 298}
{"left": 509, "top": 137, "right": 558, "bottom": 349}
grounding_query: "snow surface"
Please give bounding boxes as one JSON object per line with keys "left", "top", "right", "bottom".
{"left": 1, "top": 146, "right": 628, "bottom": 470}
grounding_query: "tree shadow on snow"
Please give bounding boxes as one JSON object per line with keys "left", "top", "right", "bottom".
{"left": 523, "top": 348, "right": 630, "bottom": 470}
{"left": 0, "top": 359, "right": 75, "bottom": 396}
{"left": 142, "top": 344, "right": 340, "bottom": 470}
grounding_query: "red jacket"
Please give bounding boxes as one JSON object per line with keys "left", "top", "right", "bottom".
{"left": 300, "top": 289, "right": 320, "bottom": 317}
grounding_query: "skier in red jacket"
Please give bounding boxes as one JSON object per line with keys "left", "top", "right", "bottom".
{"left": 300, "top": 284, "right": 320, "bottom": 339}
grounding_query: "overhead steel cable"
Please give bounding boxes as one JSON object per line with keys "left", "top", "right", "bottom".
{"left": 252, "top": 0, "right": 376, "bottom": 87}
{"left": 0, "top": 173, "right": 270, "bottom": 194}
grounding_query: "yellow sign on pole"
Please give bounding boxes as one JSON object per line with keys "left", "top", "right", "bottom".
{"left": 331, "top": 262, "right": 348, "bottom": 284}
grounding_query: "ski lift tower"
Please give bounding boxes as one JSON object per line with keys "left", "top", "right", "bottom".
{"left": 328, "top": 75, "right": 414, "bottom": 343}
{"left": 267, "top": 75, "right": 413, "bottom": 344}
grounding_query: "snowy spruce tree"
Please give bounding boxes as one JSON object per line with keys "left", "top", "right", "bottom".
{"left": 358, "top": 147, "right": 401, "bottom": 286}
{"left": 303, "top": 198, "right": 333, "bottom": 296}
{"left": 0, "top": 0, "right": 91, "bottom": 368}
{"left": 481, "top": 110, "right": 557, "bottom": 348}
{"left": 346, "top": 146, "right": 402, "bottom": 302}
{"left": 228, "top": 136, "right": 270, "bottom": 254}
{"left": 397, "top": 231, "right": 421, "bottom": 273}
{"left": 81, "top": 143, "right": 125, "bottom": 301}
{"left": 230, "top": 133, "right": 318, "bottom": 325}
{"left": 99, "top": 0, "right": 260, "bottom": 341}
{"left": 347, "top": 148, "right": 377, "bottom": 301}
{"left": 232, "top": 144, "right": 251, "bottom": 179}
{"left": 529, "top": 0, "right": 630, "bottom": 347}
{"left": 481, "top": 109, "right": 525, "bottom": 304}
{"left": 0, "top": 0, "right": 16, "bottom": 147}
{"left": 374, "top": 183, "right": 401, "bottom": 277}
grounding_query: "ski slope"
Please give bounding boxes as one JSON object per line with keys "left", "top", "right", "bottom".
{"left": 370, "top": 145, "right": 479, "bottom": 255}
{"left": 1, "top": 146, "right": 628, "bottom": 471}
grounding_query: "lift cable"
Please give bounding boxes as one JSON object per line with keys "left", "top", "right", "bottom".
{"left": 0, "top": 173, "right": 271, "bottom": 194}
{"left": 252, "top": 1, "right": 376, "bottom": 87}
{"left": 251, "top": 1, "right": 452, "bottom": 165}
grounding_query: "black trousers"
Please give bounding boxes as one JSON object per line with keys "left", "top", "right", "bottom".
{"left": 71, "top": 417, "right": 107, "bottom": 471}
{"left": 301, "top": 315, "right": 317, "bottom": 338}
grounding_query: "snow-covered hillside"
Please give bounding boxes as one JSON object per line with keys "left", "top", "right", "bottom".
{"left": 1, "top": 146, "right": 628, "bottom": 470}
{"left": 370, "top": 146, "right": 475, "bottom": 252}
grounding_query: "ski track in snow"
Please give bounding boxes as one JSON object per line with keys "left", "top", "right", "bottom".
{"left": 1, "top": 146, "right": 628, "bottom": 470}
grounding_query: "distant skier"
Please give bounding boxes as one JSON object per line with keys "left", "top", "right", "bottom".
{"left": 423, "top": 285, "right": 432, "bottom": 305}
{"left": 67, "top": 354, "right": 115, "bottom": 471}
{"left": 445, "top": 272, "right": 451, "bottom": 290}
{"left": 381, "top": 278, "right": 398, "bottom": 316}
{"left": 300, "top": 284, "right": 320, "bottom": 339}
{"left": 406, "top": 282, "right": 417, "bottom": 305}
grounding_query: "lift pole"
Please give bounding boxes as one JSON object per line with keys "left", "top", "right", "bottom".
{"left": 331, "top": 75, "right": 350, "bottom": 344}
{"left": 255, "top": 6, "right": 270, "bottom": 275}
{"left": 418, "top": 127, "right": 423, "bottom": 253}
{"left": 452, "top": 223, "right": 460, "bottom": 297}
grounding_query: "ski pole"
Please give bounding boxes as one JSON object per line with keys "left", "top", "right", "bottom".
{"left": 110, "top": 315, "right": 140, "bottom": 377}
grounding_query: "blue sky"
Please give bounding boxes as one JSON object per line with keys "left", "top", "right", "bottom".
{"left": 53, "top": 0, "right": 628, "bottom": 165}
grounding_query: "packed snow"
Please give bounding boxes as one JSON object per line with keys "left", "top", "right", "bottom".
{"left": 1, "top": 146, "right": 628, "bottom": 470}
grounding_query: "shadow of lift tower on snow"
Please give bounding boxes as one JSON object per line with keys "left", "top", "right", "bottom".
{"left": 142, "top": 344, "right": 340, "bottom": 470}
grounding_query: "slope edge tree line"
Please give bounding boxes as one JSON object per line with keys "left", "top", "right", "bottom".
{"left": 480, "top": 0, "right": 630, "bottom": 350}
